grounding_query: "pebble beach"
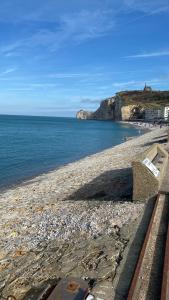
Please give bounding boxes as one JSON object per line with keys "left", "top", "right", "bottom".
{"left": 0, "top": 127, "right": 168, "bottom": 300}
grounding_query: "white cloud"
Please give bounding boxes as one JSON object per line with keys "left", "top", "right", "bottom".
{"left": 29, "top": 10, "right": 115, "bottom": 51}
{"left": 3, "top": 68, "right": 16, "bottom": 74}
{"left": 124, "top": 0, "right": 169, "bottom": 14}
{"left": 113, "top": 80, "right": 138, "bottom": 87}
{"left": 0, "top": 1, "right": 120, "bottom": 23}
{"left": 30, "top": 83, "right": 61, "bottom": 88}
{"left": 48, "top": 73, "right": 88, "bottom": 79}
{"left": 80, "top": 98, "right": 101, "bottom": 104}
{"left": 1, "top": 1, "right": 168, "bottom": 55}
{"left": 4, "top": 51, "right": 20, "bottom": 57}
{"left": 0, "top": 68, "right": 17, "bottom": 76}
{"left": 0, "top": 9, "right": 115, "bottom": 54}
{"left": 126, "top": 50, "right": 169, "bottom": 58}
{"left": 0, "top": 41, "right": 23, "bottom": 53}
{"left": 47, "top": 72, "right": 104, "bottom": 79}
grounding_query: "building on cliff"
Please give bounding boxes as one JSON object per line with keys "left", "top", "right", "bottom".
{"left": 143, "top": 83, "right": 152, "bottom": 92}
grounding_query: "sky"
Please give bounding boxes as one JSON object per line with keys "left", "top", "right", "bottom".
{"left": 0, "top": 0, "right": 169, "bottom": 117}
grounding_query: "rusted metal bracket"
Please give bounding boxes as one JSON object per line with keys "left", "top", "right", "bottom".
{"left": 38, "top": 277, "right": 89, "bottom": 300}
{"left": 7, "top": 278, "right": 92, "bottom": 300}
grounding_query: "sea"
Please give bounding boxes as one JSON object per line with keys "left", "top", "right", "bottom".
{"left": 0, "top": 115, "right": 141, "bottom": 189}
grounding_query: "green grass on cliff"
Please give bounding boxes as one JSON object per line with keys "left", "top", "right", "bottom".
{"left": 117, "top": 90, "right": 169, "bottom": 107}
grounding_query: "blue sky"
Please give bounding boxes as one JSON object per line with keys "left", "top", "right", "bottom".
{"left": 0, "top": 0, "right": 169, "bottom": 117}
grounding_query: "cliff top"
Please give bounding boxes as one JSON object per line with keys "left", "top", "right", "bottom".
{"left": 117, "top": 90, "right": 169, "bottom": 108}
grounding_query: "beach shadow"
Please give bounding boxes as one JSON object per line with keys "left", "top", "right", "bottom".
{"left": 152, "top": 134, "right": 168, "bottom": 140}
{"left": 142, "top": 137, "right": 168, "bottom": 147}
{"left": 65, "top": 167, "right": 133, "bottom": 202}
{"left": 22, "top": 278, "right": 60, "bottom": 300}
{"left": 114, "top": 197, "right": 156, "bottom": 300}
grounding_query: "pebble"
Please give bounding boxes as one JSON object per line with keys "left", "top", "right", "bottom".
{"left": 0, "top": 127, "right": 167, "bottom": 299}
{"left": 86, "top": 295, "right": 95, "bottom": 300}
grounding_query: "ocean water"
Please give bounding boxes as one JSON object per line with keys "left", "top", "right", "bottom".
{"left": 0, "top": 115, "right": 140, "bottom": 188}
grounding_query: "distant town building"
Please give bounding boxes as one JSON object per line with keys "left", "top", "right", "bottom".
{"left": 145, "top": 108, "right": 162, "bottom": 120}
{"left": 145, "top": 106, "right": 169, "bottom": 121}
{"left": 164, "top": 107, "right": 169, "bottom": 120}
{"left": 143, "top": 83, "right": 152, "bottom": 92}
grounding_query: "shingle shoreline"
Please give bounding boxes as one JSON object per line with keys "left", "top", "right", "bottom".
{"left": 0, "top": 127, "right": 167, "bottom": 299}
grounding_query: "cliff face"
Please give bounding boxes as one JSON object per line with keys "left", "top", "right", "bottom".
{"left": 76, "top": 90, "right": 169, "bottom": 121}
{"left": 76, "top": 110, "right": 93, "bottom": 120}
{"left": 76, "top": 96, "right": 133, "bottom": 121}
{"left": 92, "top": 98, "right": 115, "bottom": 120}
{"left": 76, "top": 98, "right": 115, "bottom": 120}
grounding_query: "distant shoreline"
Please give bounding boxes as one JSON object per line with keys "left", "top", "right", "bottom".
{"left": 0, "top": 119, "right": 140, "bottom": 192}
{"left": 119, "top": 120, "right": 169, "bottom": 131}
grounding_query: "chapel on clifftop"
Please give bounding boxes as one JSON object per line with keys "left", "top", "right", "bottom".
{"left": 143, "top": 83, "right": 152, "bottom": 92}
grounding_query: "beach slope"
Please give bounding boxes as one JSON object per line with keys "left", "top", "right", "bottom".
{"left": 0, "top": 127, "right": 168, "bottom": 299}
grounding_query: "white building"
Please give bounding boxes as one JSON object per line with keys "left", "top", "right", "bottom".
{"left": 164, "top": 107, "right": 169, "bottom": 120}
{"left": 145, "top": 108, "right": 162, "bottom": 120}
{"left": 145, "top": 106, "right": 169, "bottom": 121}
